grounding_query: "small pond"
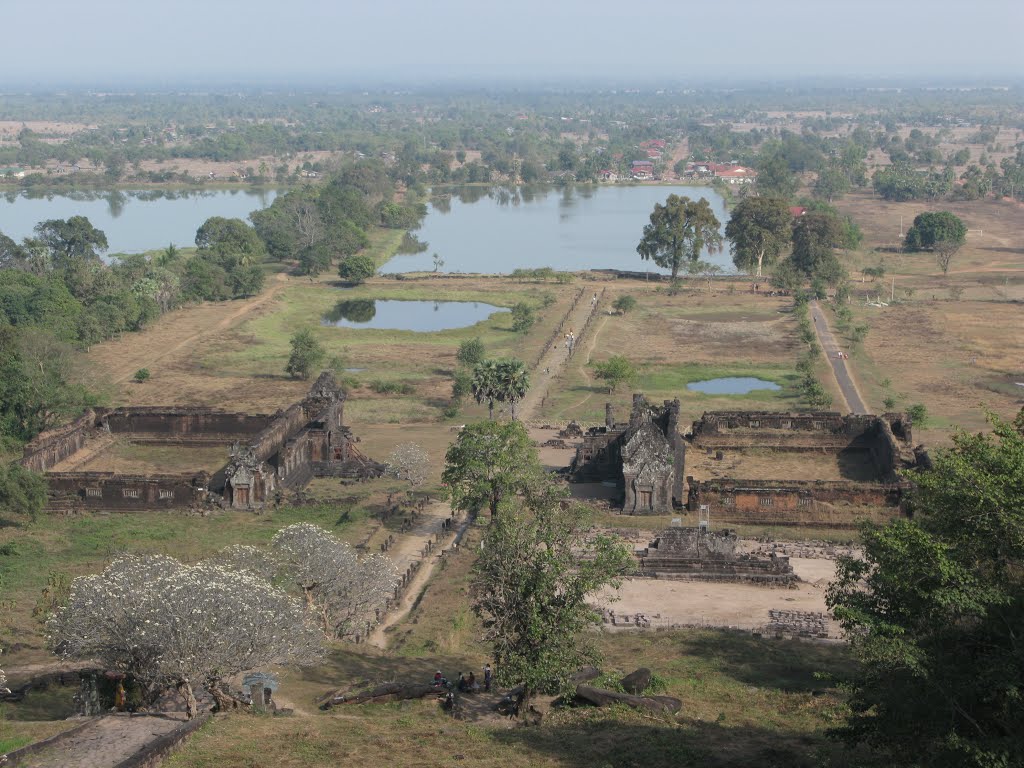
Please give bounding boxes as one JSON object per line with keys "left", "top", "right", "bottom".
{"left": 321, "top": 299, "right": 509, "bottom": 332}
{"left": 686, "top": 377, "right": 782, "bottom": 395}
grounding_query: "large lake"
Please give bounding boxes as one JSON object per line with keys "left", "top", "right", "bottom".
{"left": 0, "top": 188, "right": 277, "bottom": 253}
{"left": 386, "top": 184, "right": 734, "bottom": 274}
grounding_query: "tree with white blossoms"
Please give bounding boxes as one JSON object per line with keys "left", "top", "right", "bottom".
{"left": 270, "top": 523, "right": 398, "bottom": 639}
{"left": 47, "top": 554, "right": 323, "bottom": 719}
{"left": 385, "top": 442, "right": 431, "bottom": 491}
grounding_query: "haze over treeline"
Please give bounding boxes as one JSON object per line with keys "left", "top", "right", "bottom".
{"left": 1, "top": 0, "right": 1020, "bottom": 87}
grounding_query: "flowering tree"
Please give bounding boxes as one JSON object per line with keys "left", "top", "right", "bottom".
{"left": 385, "top": 442, "right": 431, "bottom": 490}
{"left": 47, "top": 554, "right": 323, "bottom": 718}
{"left": 270, "top": 524, "right": 397, "bottom": 639}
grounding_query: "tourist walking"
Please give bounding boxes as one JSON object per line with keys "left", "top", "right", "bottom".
{"left": 483, "top": 664, "right": 492, "bottom": 692}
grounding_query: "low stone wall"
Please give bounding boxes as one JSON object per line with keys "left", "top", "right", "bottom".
{"left": 20, "top": 410, "right": 98, "bottom": 472}
{"left": 687, "top": 477, "right": 906, "bottom": 527}
{"left": 111, "top": 714, "right": 210, "bottom": 768}
{"left": 102, "top": 408, "right": 270, "bottom": 439}
{"left": 46, "top": 472, "right": 209, "bottom": 511}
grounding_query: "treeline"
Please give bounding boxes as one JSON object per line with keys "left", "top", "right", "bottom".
{"left": 250, "top": 160, "right": 426, "bottom": 276}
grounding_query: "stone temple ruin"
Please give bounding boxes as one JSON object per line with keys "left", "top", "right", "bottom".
{"left": 635, "top": 526, "right": 796, "bottom": 586}
{"left": 20, "top": 372, "right": 383, "bottom": 511}
{"left": 572, "top": 394, "right": 928, "bottom": 526}
{"left": 571, "top": 394, "right": 685, "bottom": 514}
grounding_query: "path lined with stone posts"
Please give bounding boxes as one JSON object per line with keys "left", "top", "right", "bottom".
{"left": 810, "top": 301, "right": 868, "bottom": 415}
{"left": 368, "top": 500, "right": 465, "bottom": 648}
{"left": 519, "top": 287, "right": 605, "bottom": 422}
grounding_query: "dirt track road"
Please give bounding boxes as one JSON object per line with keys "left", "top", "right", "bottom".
{"left": 810, "top": 301, "right": 868, "bottom": 414}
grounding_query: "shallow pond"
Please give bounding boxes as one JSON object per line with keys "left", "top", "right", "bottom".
{"left": 686, "top": 377, "right": 782, "bottom": 395}
{"left": 0, "top": 188, "right": 277, "bottom": 253}
{"left": 385, "top": 184, "right": 734, "bottom": 274}
{"left": 321, "top": 299, "right": 509, "bottom": 332}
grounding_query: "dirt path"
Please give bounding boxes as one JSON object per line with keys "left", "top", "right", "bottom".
{"left": 561, "top": 314, "right": 609, "bottom": 414}
{"left": 367, "top": 501, "right": 461, "bottom": 649}
{"left": 810, "top": 301, "right": 868, "bottom": 414}
{"left": 90, "top": 273, "right": 289, "bottom": 386}
{"left": 16, "top": 715, "right": 187, "bottom": 768}
{"left": 519, "top": 292, "right": 603, "bottom": 422}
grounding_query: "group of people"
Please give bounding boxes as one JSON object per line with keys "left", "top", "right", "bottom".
{"left": 432, "top": 664, "right": 492, "bottom": 694}
{"left": 563, "top": 329, "right": 576, "bottom": 354}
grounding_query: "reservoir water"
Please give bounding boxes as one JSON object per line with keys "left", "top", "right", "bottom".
{"left": 0, "top": 188, "right": 277, "bottom": 254}
{"left": 321, "top": 299, "right": 509, "bottom": 332}
{"left": 686, "top": 377, "right": 782, "bottom": 395}
{"left": 386, "top": 184, "right": 734, "bottom": 274}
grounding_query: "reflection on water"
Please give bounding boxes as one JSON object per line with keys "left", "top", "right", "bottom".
{"left": 0, "top": 188, "right": 278, "bottom": 253}
{"left": 686, "top": 377, "right": 783, "bottom": 395}
{"left": 388, "top": 184, "right": 733, "bottom": 275}
{"left": 321, "top": 299, "right": 509, "bottom": 332}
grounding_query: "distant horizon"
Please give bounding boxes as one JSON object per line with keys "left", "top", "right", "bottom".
{"left": 1, "top": 0, "right": 1019, "bottom": 88}
{"left": 2, "top": 75, "right": 1022, "bottom": 95}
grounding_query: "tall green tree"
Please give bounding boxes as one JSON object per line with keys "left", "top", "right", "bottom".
{"left": 636, "top": 194, "right": 723, "bottom": 281}
{"left": 725, "top": 196, "right": 792, "bottom": 277}
{"left": 195, "top": 217, "right": 266, "bottom": 267}
{"left": 813, "top": 165, "right": 851, "bottom": 203}
{"left": 754, "top": 150, "right": 799, "bottom": 200}
{"left": 442, "top": 420, "right": 541, "bottom": 517}
{"left": 903, "top": 211, "right": 967, "bottom": 252}
{"left": 337, "top": 254, "right": 376, "bottom": 285}
{"left": 493, "top": 358, "right": 529, "bottom": 420}
{"left": 790, "top": 211, "right": 846, "bottom": 283}
{"left": 471, "top": 483, "right": 632, "bottom": 715}
{"left": 284, "top": 328, "right": 325, "bottom": 380}
{"left": 471, "top": 359, "right": 500, "bottom": 420}
{"left": 456, "top": 337, "right": 486, "bottom": 368}
{"left": 33, "top": 217, "right": 108, "bottom": 269}
{"left": 827, "top": 410, "right": 1024, "bottom": 767}
{"left": 592, "top": 355, "right": 637, "bottom": 393}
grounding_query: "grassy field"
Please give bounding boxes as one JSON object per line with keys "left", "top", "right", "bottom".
{"left": 0, "top": 485, "right": 407, "bottom": 662}
{"left": 151, "top": 517, "right": 863, "bottom": 768}
{"left": 538, "top": 286, "right": 811, "bottom": 424}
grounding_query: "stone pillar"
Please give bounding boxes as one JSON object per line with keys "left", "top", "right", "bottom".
{"left": 605, "top": 403, "right": 614, "bottom": 428}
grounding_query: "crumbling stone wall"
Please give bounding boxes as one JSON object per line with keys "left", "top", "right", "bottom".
{"left": 573, "top": 395, "right": 685, "bottom": 514}
{"left": 25, "top": 371, "right": 378, "bottom": 512}
{"left": 46, "top": 472, "right": 210, "bottom": 511}
{"left": 20, "top": 410, "right": 98, "bottom": 472}
{"left": 635, "top": 526, "right": 796, "bottom": 584}
{"left": 687, "top": 477, "right": 906, "bottom": 526}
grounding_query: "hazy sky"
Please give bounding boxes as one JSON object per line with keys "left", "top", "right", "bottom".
{"left": 3, "top": 0, "right": 1021, "bottom": 86}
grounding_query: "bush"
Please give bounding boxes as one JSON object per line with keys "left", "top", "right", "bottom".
{"left": 906, "top": 403, "right": 928, "bottom": 426}
{"left": 285, "top": 328, "right": 325, "bottom": 380}
{"left": 133, "top": 368, "right": 150, "bottom": 383}
{"left": 370, "top": 380, "right": 415, "bottom": 395}
{"left": 510, "top": 303, "right": 535, "bottom": 333}
{"left": 612, "top": 295, "right": 637, "bottom": 314}
{"left": 337, "top": 254, "right": 376, "bottom": 284}
{"left": 456, "top": 338, "right": 486, "bottom": 367}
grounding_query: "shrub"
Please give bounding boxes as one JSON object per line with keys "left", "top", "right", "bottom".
{"left": 456, "top": 338, "right": 486, "bottom": 367}
{"left": 370, "top": 380, "right": 415, "bottom": 395}
{"left": 510, "top": 303, "right": 535, "bottom": 333}
{"left": 906, "top": 403, "right": 928, "bottom": 426}
{"left": 612, "top": 295, "right": 637, "bottom": 314}
{"left": 337, "top": 254, "right": 376, "bottom": 284}
{"left": 133, "top": 368, "right": 151, "bottom": 383}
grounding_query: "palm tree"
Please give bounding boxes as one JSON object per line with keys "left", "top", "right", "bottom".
{"left": 472, "top": 359, "right": 500, "bottom": 419}
{"left": 494, "top": 358, "right": 530, "bottom": 421}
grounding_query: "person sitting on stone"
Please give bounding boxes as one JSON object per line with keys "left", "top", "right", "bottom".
{"left": 467, "top": 672, "right": 479, "bottom": 692}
